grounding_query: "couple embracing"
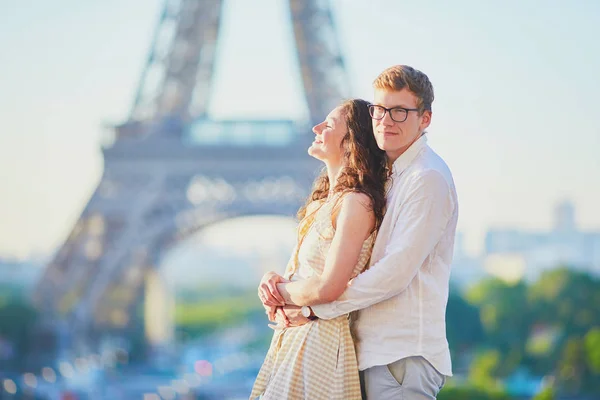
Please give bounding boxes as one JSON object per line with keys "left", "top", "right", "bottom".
{"left": 251, "top": 64, "right": 458, "bottom": 400}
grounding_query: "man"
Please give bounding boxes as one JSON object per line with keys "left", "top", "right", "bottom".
{"left": 260, "top": 65, "right": 458, "bottom": 399}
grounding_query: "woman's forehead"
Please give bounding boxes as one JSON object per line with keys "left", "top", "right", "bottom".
{"left": 327, "top": 106, "right": 346, "bottom": 122}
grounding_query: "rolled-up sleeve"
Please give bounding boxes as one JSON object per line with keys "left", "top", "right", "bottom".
{"left": 312, "top": 170, "right": 454, "bottom": 320}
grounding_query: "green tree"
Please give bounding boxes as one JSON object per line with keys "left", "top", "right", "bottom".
{"left": 466, "top": 278, "right": 531, "bottom": 376}
{"left": 555, "top": 334, "right": 600, "bottom": 394}
{"left": 529, "top": 268, "right": 600, "bottom": 337}
{"left": 528, "top": 268, "right": 600, "bottom": 393}
{"left": 468, "top": 349, "right": 503, "bottom": 389}
{"left": 584, "top": 327, "right": 600, "bottom": 374}
{"left": 532, "top": 386, "right": 555, "bottom": 400}
{"left": 446, "top": 290, "right": 485, "bottom": 352}
{"left": 438, "top": 386, "right": 510, "bottom": 400}
{"left": 0, "top": 298, "right": 39, "bottom": 368}
{"left": 557, "top": 337, "right": 585, "bottom": 394}
{"left": 455, "top": 268, "right": 600, "bottom": 396}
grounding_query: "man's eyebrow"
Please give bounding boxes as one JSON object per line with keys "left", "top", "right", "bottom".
{"left": 373, "top": 103, "right": 411, "bottom": 108}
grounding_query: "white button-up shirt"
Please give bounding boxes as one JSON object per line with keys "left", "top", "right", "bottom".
{"left": 312, "top": 134, "right": 458, "bottom": 376}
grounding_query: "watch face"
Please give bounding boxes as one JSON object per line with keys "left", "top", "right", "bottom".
{"left": 301, "top": 306, "right": 310, "bottom": 318}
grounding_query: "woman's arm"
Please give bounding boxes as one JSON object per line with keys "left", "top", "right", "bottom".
{"left": 277, "top": 192, "right": 375, "bottom": 306}
{"left": 258, "top": 200, "right": 323, "bottom": 307}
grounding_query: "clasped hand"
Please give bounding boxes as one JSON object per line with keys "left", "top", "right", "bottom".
{"left": 258, "top": 271, "right": 310, "bottom": 328}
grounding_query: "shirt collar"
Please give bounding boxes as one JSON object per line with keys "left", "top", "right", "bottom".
{"left": 391, "top": 133, "right": 428, "bottom": 176}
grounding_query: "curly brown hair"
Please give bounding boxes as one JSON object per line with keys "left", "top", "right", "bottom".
{"left": 297, "top": 99, "right": 388, "bottom": 230}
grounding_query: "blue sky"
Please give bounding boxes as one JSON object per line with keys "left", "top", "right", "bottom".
{"left": 1, "top": 0, "right": 599, "bottom": 258}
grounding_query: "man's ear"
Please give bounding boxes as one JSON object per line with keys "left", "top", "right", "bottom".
{"left": 419, "top": 110, "right": 432, "bottom": 132}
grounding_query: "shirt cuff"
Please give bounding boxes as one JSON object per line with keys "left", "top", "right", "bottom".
{"left": 310, "top": 302, "right": 340, "bottom": 320}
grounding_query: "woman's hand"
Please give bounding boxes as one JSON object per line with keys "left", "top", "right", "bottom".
{"left": 267, "top": 307, "right": 288, "bottom": 330}
{"left": 263, "top": 304, "right": 278, "bottom": 322}
{"left": 267, "top": 306, "right": 311, "bottom": 329}
{"left": 258, "top": 271, "right": 288, "bottom": 307}
{"left": 281, "top": 305, "right": 310, "bottom": 327}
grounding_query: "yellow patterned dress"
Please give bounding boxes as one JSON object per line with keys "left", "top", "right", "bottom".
{"left": 250, "top": 195, "right": 375, "bottom": 400}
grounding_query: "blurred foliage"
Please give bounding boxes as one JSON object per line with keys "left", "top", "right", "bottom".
{"left": 468, "top": 349, "right": 503, "bottom": 389}
{"left": 438, "top": 385, "right": 511, "bottom": 400}
{"left": 0, "top": 283, "right": 26, "bottom": 305}
{"left": 466, "top": 279, "right": 530, "bottom": 375}
{"left": 167, "top": 268, "right": 600, "bottom": 396}
{"left": 446, "top": 289, "right": 485, "bottom": 353}
{"left": 532, "top": 386, "right": 555, "bottom": 400}
{"left": 2, "top": 266, "right": 598, "bottom": 398}
{"left": 0, "top": 285, "right": 39, "bottom": 369}
{"left": 174, "top": 288, "right": 263, "bottom": 337}
{"left": 446, "top": 267, "right": 600, "bottom": 397}
{"left": 584, "top": 327, "right": 600, "bottom": 374}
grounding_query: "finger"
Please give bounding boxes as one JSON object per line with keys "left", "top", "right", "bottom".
{"left": 263, "top": 287, "right": 282, "bottom": 306}
{"left": 275, "top": 308, "right": 285, "bottom": 321}
{"left": 258, "top": 286, "right": 268, "bottom": 301}
{"left": 264, "top": 306, "right": 274, "bottom": 321}
{"left": 280, "top": 310, "right": 290, "bottom": 326}
{"left": 268, "top": 307, "right": 277, "bottom": 321}
{"left": 263, "top": 297, "right": 280, "bottom": 307}
{"left": 258, "top": 287, "right": 278, "bottom": 306}
{"left": 267, "top": 282, "right": 286, "bottom": 305}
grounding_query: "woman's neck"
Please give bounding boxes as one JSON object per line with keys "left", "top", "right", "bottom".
{"left": 326, "top": 162, "right": 343, "bottom": 198}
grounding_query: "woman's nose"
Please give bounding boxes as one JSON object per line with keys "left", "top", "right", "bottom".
{"left": 312, "top": 123, "right": 322, "bottom": 135}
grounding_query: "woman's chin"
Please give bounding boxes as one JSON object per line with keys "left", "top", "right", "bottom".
{"left": 308, "top": 147, "right": 324, "bottom": 161}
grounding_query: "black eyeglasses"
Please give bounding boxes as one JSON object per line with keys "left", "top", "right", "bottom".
{"left": 368, "top": 104, "right": 420, "bottom": 123}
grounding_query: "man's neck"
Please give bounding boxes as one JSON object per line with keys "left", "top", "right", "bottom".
{"left": 387, "top": 133, "right": 424, "bottom": 166}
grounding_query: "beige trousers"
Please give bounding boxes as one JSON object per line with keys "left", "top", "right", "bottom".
{"left": 360, "top": 356, "right": 446, "bottom": 400}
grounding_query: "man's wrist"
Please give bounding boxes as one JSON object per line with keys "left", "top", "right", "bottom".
{"left": 301, "top": 305, "right": 318, "bottom": 320}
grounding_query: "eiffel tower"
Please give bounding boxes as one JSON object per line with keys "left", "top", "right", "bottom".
{"left": 33, "top": 0, "right": 349, "bottom": 341}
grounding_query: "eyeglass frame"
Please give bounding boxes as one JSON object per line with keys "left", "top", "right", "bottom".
{"left": 368, "top": 104, "right": 421, "bottom": 123}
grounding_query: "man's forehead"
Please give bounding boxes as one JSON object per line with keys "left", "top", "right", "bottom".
{"left": 373, "top": 88, "right": 417, "bottom": 106}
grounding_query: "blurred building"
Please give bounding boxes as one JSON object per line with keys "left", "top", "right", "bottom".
{"left": 450, "top": 232, "right": 488, "bottom": 287}
{"left": 484, "top": 200, "right": 600, "bottom": 281}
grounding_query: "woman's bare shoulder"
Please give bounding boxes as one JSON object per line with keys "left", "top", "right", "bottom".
{"left": 340, "top": 191, "right": 373, "bottom": 211}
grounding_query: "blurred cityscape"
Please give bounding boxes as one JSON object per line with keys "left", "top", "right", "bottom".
{"left": 2, "top": 201, "right": 600, "bottom": 399}
{"left": 452, "top": 200, "right": 600, "bottom": 286}
{"left": 2, "top": 0, "right": 600, "bottom": 399}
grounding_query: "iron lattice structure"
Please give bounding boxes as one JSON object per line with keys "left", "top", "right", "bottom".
{"left": 34, "top": 0, "right": 349, "bottom": 336}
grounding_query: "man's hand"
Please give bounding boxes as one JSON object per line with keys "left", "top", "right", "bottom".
{"left": 258, "top": 271, "right": 288, "bottom": 307}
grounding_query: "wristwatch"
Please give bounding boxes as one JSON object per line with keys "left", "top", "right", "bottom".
{"left": 301, "top": 305, "right": 317, "bottom": 320}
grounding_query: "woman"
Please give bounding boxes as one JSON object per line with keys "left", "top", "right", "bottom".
{"left": 250, "top": 99, "right": 388, "bottom": 400}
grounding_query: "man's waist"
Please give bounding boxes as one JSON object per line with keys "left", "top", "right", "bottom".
{"left": 352, "top": 322, "right": 449, "bottom": 358}
{"left": 353, "top": 312, "right": 447, "bottom": 334}
{"left": 354, "top": 334, "right": 448, "bottom": 351}
{"left": 355, "top": 343, "right": 453, "bottom": 376}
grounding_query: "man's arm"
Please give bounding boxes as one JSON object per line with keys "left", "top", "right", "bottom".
{"left": 276, "top": 192, "right": 376, "bottom": 306}
{"left": 311, "top": 170, "right": 455, "bottom": 319}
